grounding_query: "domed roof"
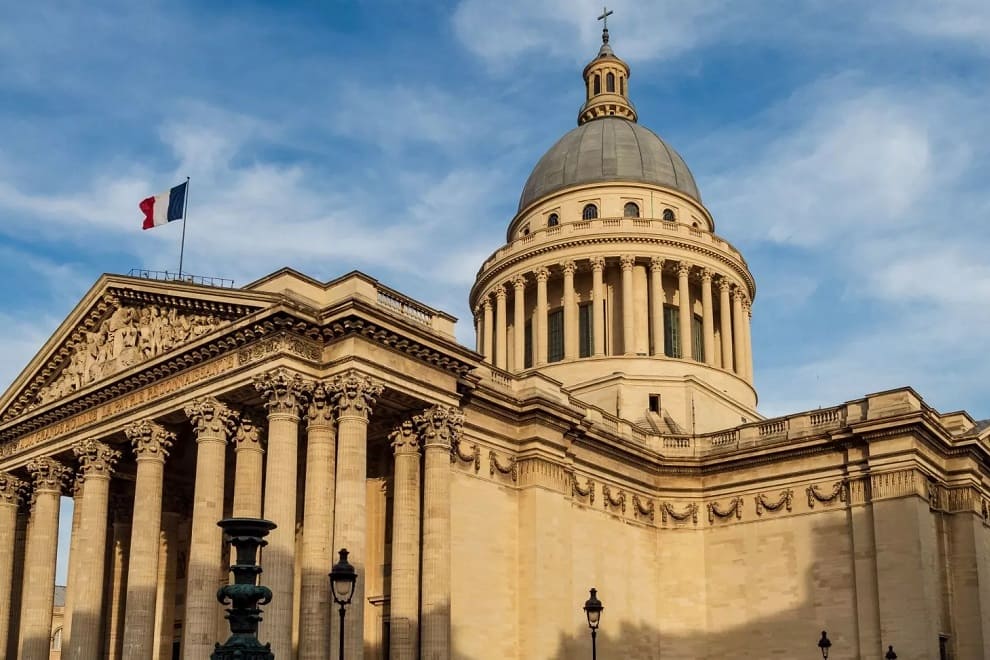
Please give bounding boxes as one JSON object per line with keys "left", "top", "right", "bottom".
{"left": 517, "top": 118, "right": 701, "bottom": 212}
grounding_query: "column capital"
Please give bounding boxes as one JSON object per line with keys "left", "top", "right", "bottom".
{"left": 304, "top": 380, "right": 335, "bottom": 428}
{"left": 472, "top": 304, "right": 482, "bottom": 319}
{"left": 700, "top": 267, "right": 713, "bottom": 282}
{"left": 677, "top": 262, "right": 691, "bottom": 278}
{"left": 184, "top": 398, "right": 238, "bottom": 440}
{"left": 26, "top": 456, "right": 72, "bottom": 495}
{"left": 620, "top": 254, "right": 636, "bottom": 271}
{"left": 0, "top": 471, "right": 27, "bottom": 506}
{"left": 560, "top": 260, "right": 577, "bottom": 276}
{"left": 481, "top": 297, "right": 492, "bottom": 311}
{"left": 73, "top": 438, "right": 121, "bottom": 478}
{"left": 330, "top": 370, "right": 384, "bottom": 421}
{"left": 389, "top": 419, "right": 420, "bottom": 456}
{"left": 511, "top": 274, "right": 527, "bottom": 290}
{"left": 414, "top": 405, "right": 464, "bottom": 451}
{"left": 649, "top": 256, "right": 665, "bottom": 273}
{"left": 534, "top": 266, "right": 550, "bottom": 283}
{"left": 732, "top": 287, "right": 745, "bottom": 302}
{"left": 126, "top": 419, "right": 176, "bottom": 461}
{"left": 71, "top": 473, "right": 85, "bottom": 498}
{"left": 254, "top": 368, "right": 309, "bottom": 418}
{"left": 234, "top": 410, "right": 266, "bottom": 447}
{"left": 742, "top": 298, "right": 753, "bottom": 313}
{"left": 717, "top": 277, "right": 732, "bottom": 293}
{"left": 494, "top": 284, "right": 507, "bottom": 301}
{"left": 589, "top": 256, "right": 606, "bottom": 272}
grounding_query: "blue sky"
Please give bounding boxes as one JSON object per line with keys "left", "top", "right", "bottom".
{"left": 2, "top": 0, "right": 989, "bottom": 580}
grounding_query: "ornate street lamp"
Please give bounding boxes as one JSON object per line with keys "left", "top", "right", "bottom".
{"left": 818, "top": 630, "right": 832, "bottom": 659}
{"left": 885, "top": 645, "right": 897, "bottom": 660}
{"left": 329, "top": 548, "right": 358, "bottom": 660}
{"left": 212, "top": 517, "right": 276, "bottom": 660}
{"left": 583, "top": 588, "right": 604, "bottom": 660}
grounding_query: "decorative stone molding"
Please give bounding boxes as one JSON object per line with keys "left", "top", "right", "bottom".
{"left": 707, "top": 497, "right": 743, "bottom": 524}
{"left": 516, "top": 457, "right": 569, "bottom": 491}
{"left": 700, "top": 268, "right": 713, "bottom": 283}
{"left": 415, "top": 405, "right": 463, "bottom": 451}
{"left": 632, "top": 494, "right": 655, "bottom": 521}
{"left": 755, "top": 489, "right": 793, "bottom": 516}
{"left": 237, "top": 333, "right": 321, "bottom": 366}
{"left": 330, "top": 370, "right": 384, "bottom": 422}
{"left": 602, "top": 484, "right": 626, "bottom": 514}
{"left": 661, "top": 502, "right": 699, "bottom": 524}
{"left": 481, "top": 297, "right": 492, "bottom": 311}
{"left": 234, "top": 412, "right": 265, "bottom": 447}
{"left": 560, "top": 260, "right": 577, "bottom": 275}
{"left": 589, "top": 256, "right": 605, "bottom": 273}
{"left": 451, "top": 441, "right": 481, "bottom": 472}
{"left": 742, "top": 299, "right": 752, "bottom": 315}
{"left": 717, "top": 277, "right": 732, "bottom": 294}
{"left": 0, "top": 472, "right": 27, "bottom": 506}
{"left": 304, "top": 380, "right": 334, "bottom": 428}
{"left": 511, "top": 274, "right": 527, "bottom": 290}
{"left": 870, "top": 468, "right": 925, "bottom": 501}
{"left": 619, "top": 255, "right": 635, "bottom": 272}
{"left": 254, "top": 368, "right": 309, "bottom": 419}
{"left": 534, "top": 266, "right": 550, "bottom": 283}
{"left": 184, "top": 398, "right": 238, "bottom": 440}
{"left": 71, "top": 473, "right": 85, "bottom": 497}
{"left": 806, "top": 480, "right": 848, "bottom": 508}
{"left": 26, "top": 456, "right": 73, "bottom": 494}
{"left": 677, "top": 263, "right": 691, "bottom": 278}
{"left": 126, "top": 419, "right": 176, "bottom": 460}
{"left": 649, "top": 256, "right": 664, "bottom": 273}
{"left": 488, "top": 450, "right": 517, "bottom": 482}
{"left": 571, "top": 473, "right": 595, "bottom": 504}
{"left": 494, "top": 285, "right": 507, "bottom": 301}
{"left": 73, "top": 438, "right": 121, "bottom": 477}
{"left": 389, "top": 419, "right": 420, "bottom": 455}
{"left": 928, "top": 480, "right": 943, "bottom": 512}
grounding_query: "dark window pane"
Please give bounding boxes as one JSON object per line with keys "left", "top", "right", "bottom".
{"left": 594, "top": 74, "right": 601, "bottom": 95}
{"left": 548, "top": 308, "right": 564, "bottom": 362}
{"left": 623, "top": 202, "right": 639, "bottom": 218}
{"left": 662, "top": 208, "right": 675, "bottom": 222}
{"left": 606, "top": 72, "right": 615, "bottom": 92}
{"left": 579, "top": 303, "right": 593, "bottom": 358}
{"left": 548, "top": 213, "right": 559, "bottom": 227}
{"left": 582, "top": 204, "right": 598, "bottom": 220}
{"left": 664, "top": 306, "right": 680, "bottom": 358}
{"left": 692, "top": 315, "right": 704, "bottom": 362}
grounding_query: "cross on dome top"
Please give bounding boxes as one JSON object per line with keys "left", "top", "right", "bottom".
{"left": 578, "top": 9, "right": 636, "bottom": 125}
{"left": 598, "top": 6, "right": 614, "bottom": 43}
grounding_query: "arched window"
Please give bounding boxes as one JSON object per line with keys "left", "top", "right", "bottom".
{"left": 52, "top": 628, "right": 62, "bottom": 651}
{"left": 582, "top": 204, "right": 598, "bottom": 220}
{"left": 620, "top": 76, "right": 625, "bottom": 95}
{"left": 623, "top": 202, "right": 640, "bottom": 218}
{"left": 606, "top": 72, "right": 615, "bottom": 93}
{"left": 593, "top": 74, "right": 601, "bottom": 95}
{"left": 662, "top": 208, "right": 675, "bottom": 222}
{"left": 547, "top": 213, "right": 559, "bottom": 227}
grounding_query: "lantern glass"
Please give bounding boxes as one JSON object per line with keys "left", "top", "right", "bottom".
{"left": 329, "top": 548, "right": 357, "bottom": 606}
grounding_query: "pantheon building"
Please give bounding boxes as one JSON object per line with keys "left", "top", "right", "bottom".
{"left": 1, "top": 29, "right": 988, "bottom": 660}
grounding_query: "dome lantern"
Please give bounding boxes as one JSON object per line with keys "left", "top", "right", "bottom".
{"left": 579, "top": 8, "right": 637, "bottom": 125}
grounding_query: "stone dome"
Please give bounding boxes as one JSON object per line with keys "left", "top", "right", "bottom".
{"left": 517, "top": 117, "right": 701, "bottom": 212}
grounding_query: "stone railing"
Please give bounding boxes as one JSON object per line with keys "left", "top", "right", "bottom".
{"left": 479, "top": 216, "right": 747, "bottom": 272}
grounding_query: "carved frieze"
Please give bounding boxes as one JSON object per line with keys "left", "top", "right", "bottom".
{"left": 73, "top": 439, "right": 121, "bottom": 477}
{"left": 632, "top": 494, "right": 655, "bottom": 521}
{"left": 602, "top": 484, "right": 626, "bottom": 514}
{"left": 755, "top": 489, "right": 793, "bottom": 516}
{"left": 661, "top": 502, "right": 699, "bottom": 524}
{"left": 806, "top": 480, "right": 848, "bottom": 508}
{"left": 488, "top": 450, "right": 517, "bottom": 482}
{"left": 451, "top": 441, "right": 481, "bottom": 472}
{"left": 571, "top": 473, "right": 595, "bottom": 504}
{"left": 707, "top": 497, "right": 743, "bottom": 524}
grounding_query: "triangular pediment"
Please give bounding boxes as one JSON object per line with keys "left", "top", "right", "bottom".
{"left": 0, "top": 274, "right": 275, "bottom": 423}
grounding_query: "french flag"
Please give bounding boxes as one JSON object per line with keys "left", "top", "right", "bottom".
{"left": 140, "top": 181, "right": 188, "bottom": 230}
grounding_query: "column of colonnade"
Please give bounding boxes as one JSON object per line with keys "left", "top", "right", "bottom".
{"left": 476, "top": 256, "right": 753, "bottom": 380}
{"left": 388, "top": 419, "right": 421, "bottom": 659}
{"left": 0, "top": 472, "right": 27, "bottom": 657}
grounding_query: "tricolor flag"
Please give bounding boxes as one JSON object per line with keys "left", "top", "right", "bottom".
{"left": 140, "top": 181, "right": 188, "bottom": 230}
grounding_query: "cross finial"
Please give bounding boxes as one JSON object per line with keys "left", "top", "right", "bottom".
{"left": 597, "top": 6, "right": 614, "bottom": 44}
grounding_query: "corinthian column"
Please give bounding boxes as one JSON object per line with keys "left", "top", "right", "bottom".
{"left": 512, "top": 275, "right": 527, "bottom": 370}
{"left": 122, "top": 422, "right": 174, "bottom": 660}
{"left": 299, "top": 381, "right": 336, "bottom": 660}
{"left": 18, "top": 457, "right": 71, "bottom": 660}
{"left": 388, "top": 420, "right": 421, "bottom": 660}
{"left": 718, "top": 278, "right": 733, "bottom": 370}
{"left": 561, "top": 260, "right": 577, "bottom": 360}
{"left": 700, "top": 269, "right": 716, "bottom": 366}
{"left": 67, "top": 440, "right": 121, "bottom": 660}
{"left": 649, "top": 258, "right": 665, "bottom": 356}
{"left": 416, "top": 406, "right": 463, "bottom": 660}
{"left": 590, "top": 257, "right": 605, "bottom": 357}
{"left": 535, "top": 266, "right": 549, "bottom": 366}
{"left": 743, "top": 298, "right": 754, "bottom": 381}
{"left": 232, "top": 412, "right": 265, "bottom": 518}
{"left": 254, "top": 368, "right": 308, "bottom": 660}
{"left": 62, "top": 476, "right": 84, "bottom": 648}
{"left": 494, "top": 285, "right": 508, "bottom": 370}
{"left": 620, "top": 255, "right": 635, "bottom": 355}
{"left": 732, "top": 289, "right": 745, "bottom": 376}
{"left": 482, "top": 298, "right": 493, "bottom": 363}
{"left": 0, "top": 473, "right": 26, "bottom": 656}
{"left": 330, "top": 370, "right": 383, "bottom": 660}
{"left": 677, "top": 263, "right": 692, "bottom": 360}
{"left": 182, "top": 398, "right": 237, "bottom": 659}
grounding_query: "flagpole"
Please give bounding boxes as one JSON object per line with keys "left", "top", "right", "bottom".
{"left": 178, "top": 176, "right": 190, "bottom": 278}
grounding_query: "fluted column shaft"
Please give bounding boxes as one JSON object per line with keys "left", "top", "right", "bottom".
{"left": 718, "top": 280, "right": 733, "bottom": 370}
{"left": 743, "top": 299, "right": 754, "bottom": 381}
{"left": 232, "top": 413, "right": 265, "bottom": 518}
{"left": 0, "top": 473, "right": 26, "bottom": 657}
{"left": 331, "top": 371, "right": 383, "bottom": 660}
{"left": 649, "top": 258, "right": 665, "bottom": 356}
{"left": 255, "top": 369, "right": 307, "bottom": 660}
{"left": 154, "top": 510, "right": 181, "bottom": 660}
{"left": 512, "top": 276, "right": 526, "bottom": 370}
{"left": 535, "top": 267, "right": 549, "bottom": 366}
{"left": 299, "top": 382, "right": 337, "bottom": 660}
{"left": 620, "top": 255, "right": 635, "bottom": 355}
{"left": 389, "top": 421, "right": 421, "bottom": 660}
{"left": 482, "top": 299, "right": 493, "bottom": 363}
{"left": 732, "top": 290, "right": 745, "bottom": 376}
{"left": 105, "top": 508, "right": 130, "bottom": 660}
{"left": 494, "top": 286, "right": 508, "bottom": 370}
{"left": 62, "top": 478, "right": 84, "bottom": 647}
{"left": 701, "top": 269, "right": 716, "bottom": 366}
{"left": 68, "top": 440, "right": 121, "bottom": 660}
{"left": 473, "top": 307, "right": 482, "bottom": 354}
{"left": 19, "top": 457, "right": 70, "bottom": 660}
{"left": 182, "top": 399, "right": 236, "bottom": 659}
{"left": 417, "top": 407, "right": 463, "bottom": 660}
{"left": 677, "top": 264, "right": 693, "bottom": 360}
{"left": 562, "top": 261, "right": 577, "bottom": 360}
{"left": 590, "top": 257, "right": 606, "bottom": 356}
{"left": 123, "top": 424, "right": 174, "bottom": 660}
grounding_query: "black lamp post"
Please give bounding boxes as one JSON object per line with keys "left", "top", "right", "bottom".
{"left": 885, "top": 645, "right": 897, "bottom": 660}
{"left": 329, "top": 548, "right": 358, "bottom": 660}
{"left": 818, "top": 630, "right": 832, "bottom": 659}
{"left": 583, "top": 588, "right": 604, "bottom": 660}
